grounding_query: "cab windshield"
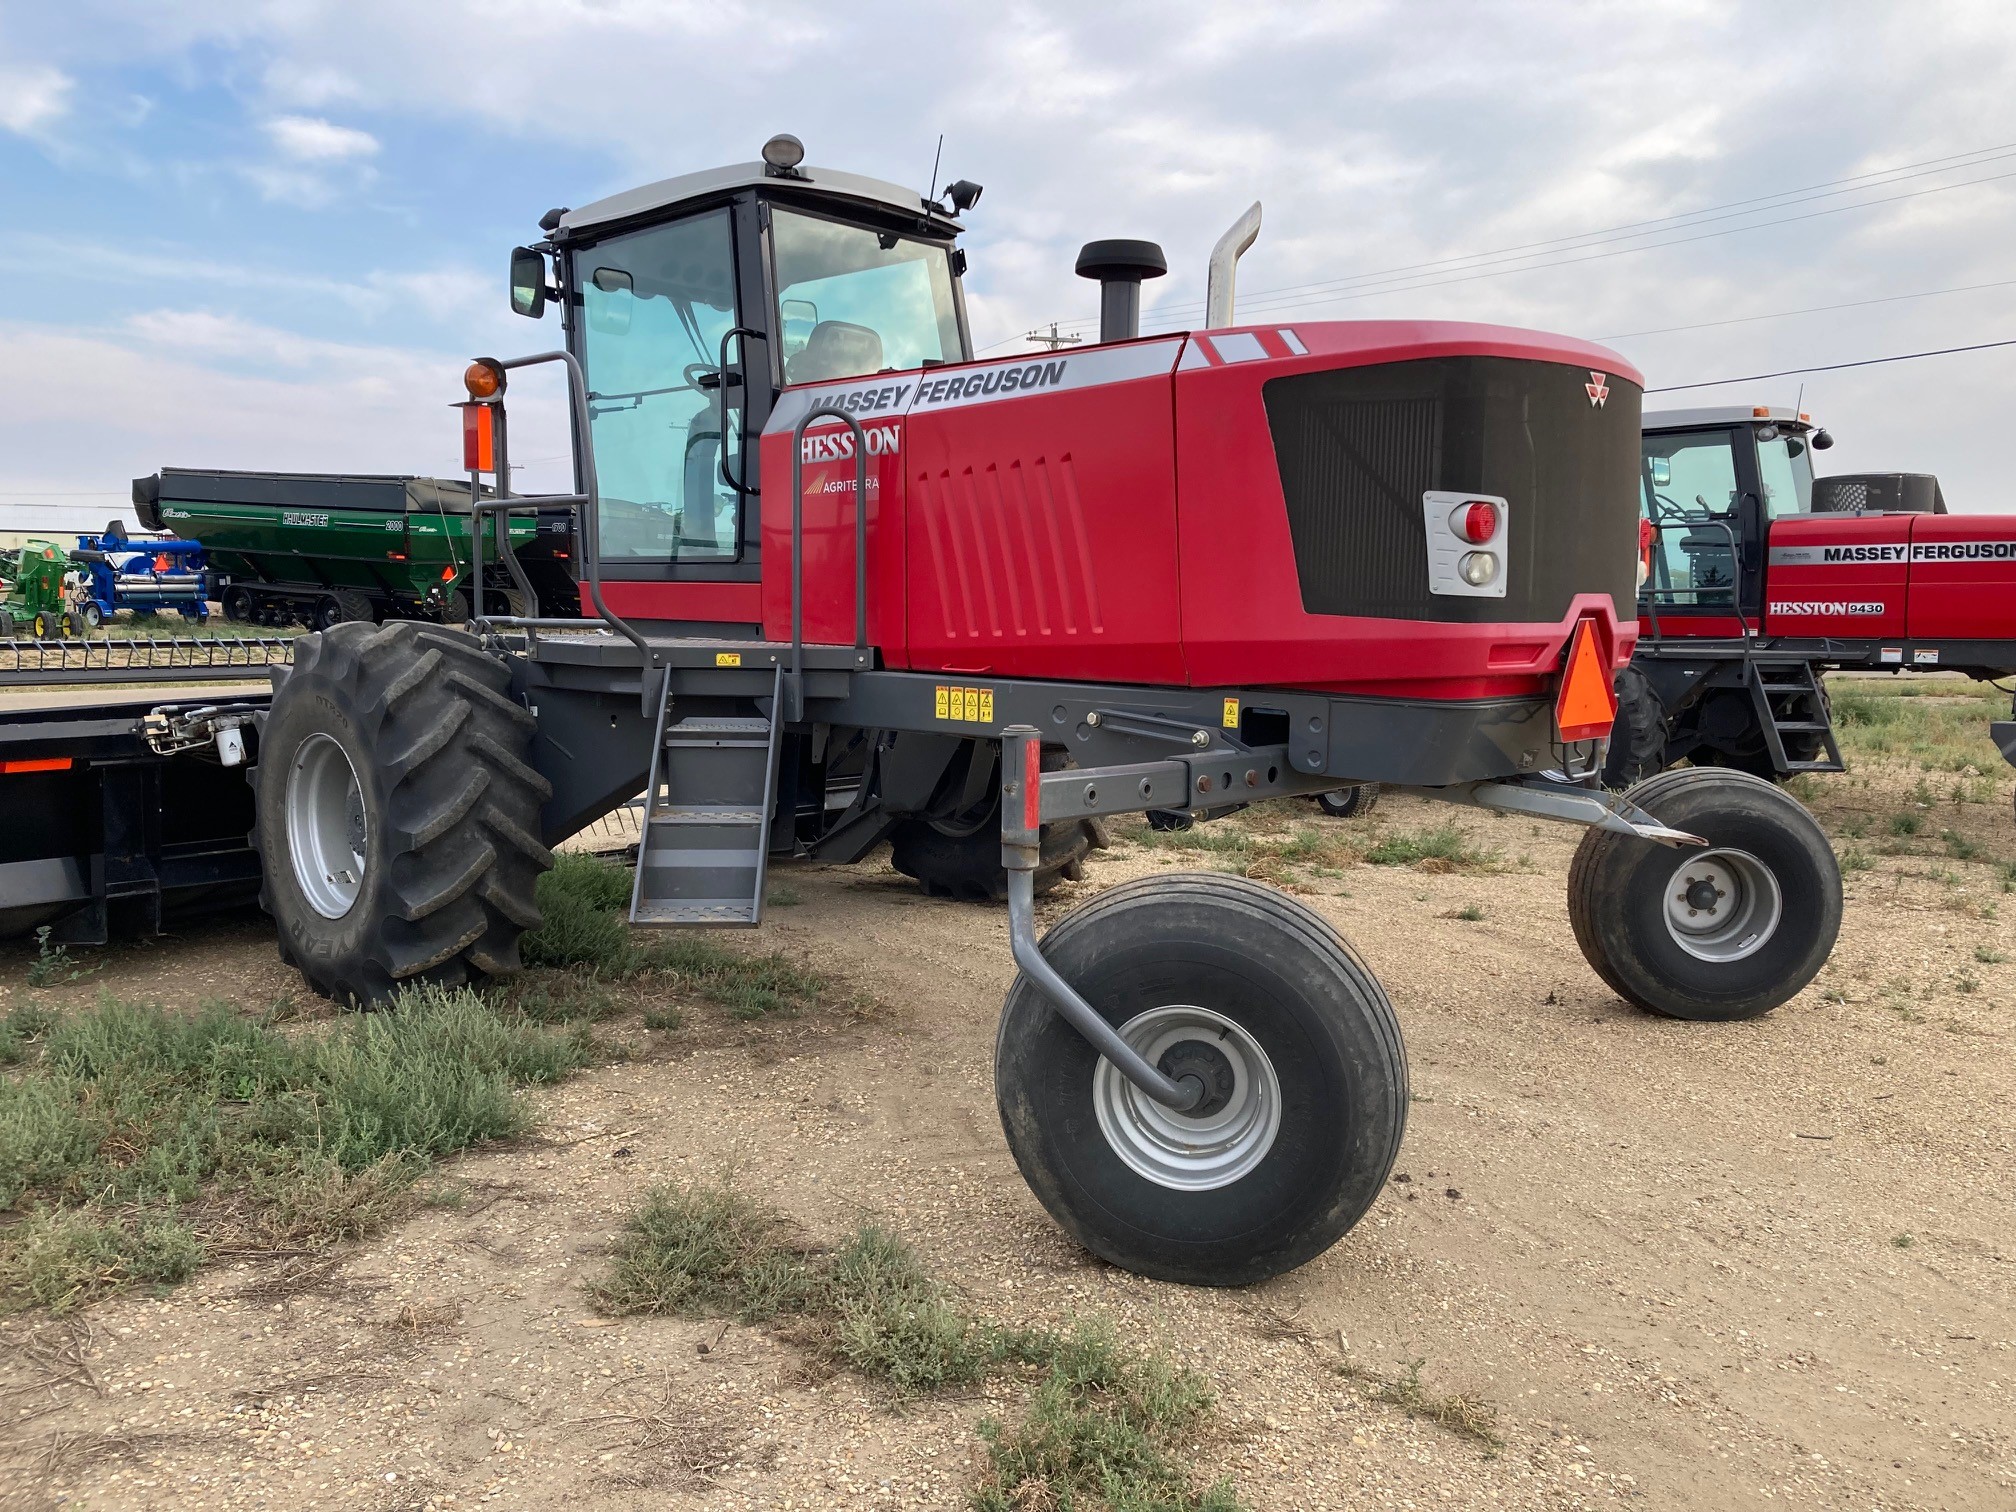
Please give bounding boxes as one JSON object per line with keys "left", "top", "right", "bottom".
{"left": 772, "top": 208, "right": 965, "bottom": 384}
{"left": 1757, "top": 430, "right": 1815, "bottom": 519}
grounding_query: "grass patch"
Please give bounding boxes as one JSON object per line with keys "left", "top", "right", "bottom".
{"left": 519, "top": 854, "right": 834, "bottom": 1020}
{"left": 1363, "top": 823, "right": 1497, "bottom": 871}
{"left": 1339, "top": 1357, "right": 1503, "bottom": 1452}
{"left": 1831, "top": 678, "right": 2010, "bottom": 774}
{"left": 1974, "top": 945, "right": 2006, "bottom": 964}
{"left": 596, "top": 1183, "right": 1241, "bottom": 1509}
{"left": 1838, "top": 845, "right": 1874, "bottom": 873}
{"left": 0, "top": 1002, "right": 59, "bottom": 1065}
{"left": 1888, "top": 811, "right": 1922, "bottom": 837}
{"left": 522, "top": 852, "right": 636, "bottom": 970}
{"left": 1444, "top": 903, "right": 1487, "bottom": 921}
{"left": 0, "top": 986, "right": 591, "bottom": 1313}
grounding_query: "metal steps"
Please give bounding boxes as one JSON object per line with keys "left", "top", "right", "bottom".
{"left": 629, "top": 669, "right": 782, "bottom": 927}
{"left": 1745, "top": 660, "right": 1845, "bottom": 775}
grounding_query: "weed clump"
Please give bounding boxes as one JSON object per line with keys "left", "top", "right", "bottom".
{"left": 1339, "top": 1356, "right": 1503, "bottom": 1451}
{"left": 1363, "top": 823, "right": 1496, "bottom": 871}
{"left": 595, "top": 1183, "right": 1241, "bottom": 1509}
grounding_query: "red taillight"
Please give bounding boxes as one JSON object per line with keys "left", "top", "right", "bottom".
{"left": 1452, "top": 500, "right": 1498, "bottom": 544}
{"left": 387, "top": 551, "right": 407, "bottom": 562}
{"left": 3, "top": 757, "right": 72, "bottom": 774}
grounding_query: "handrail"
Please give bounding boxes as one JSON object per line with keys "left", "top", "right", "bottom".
{"left": 480, "top": 349, "right": 652, "bottom": 669}
{"left": 1641, "top": 516, "right": 1752, "bottom": 646}
{"left": 784, "top": 405, "right": 869, "bottom": 720}
{"left": 714, "top": 325, "right": 766, "bottom": 497}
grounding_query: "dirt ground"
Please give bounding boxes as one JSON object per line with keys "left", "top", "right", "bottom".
{"left": 3, "top": 757, "right": 2014, "bottom": 1512}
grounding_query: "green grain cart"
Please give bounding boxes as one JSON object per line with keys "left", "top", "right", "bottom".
{"left": 132, "top": 469, "right": 579, "bottom": 629}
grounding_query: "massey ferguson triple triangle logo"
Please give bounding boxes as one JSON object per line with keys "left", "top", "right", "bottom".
{"left": 1586, "top": 371, "right": 1610, "bottom": 408}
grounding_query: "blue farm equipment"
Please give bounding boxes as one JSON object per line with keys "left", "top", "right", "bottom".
{"left": 70, "top": 522, "right": 210, "bottom": 629}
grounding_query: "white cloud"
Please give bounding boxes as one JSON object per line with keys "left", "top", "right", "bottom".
{"left": 0, "top": 64, "right": 73, "bottom": 136}
{"left": 264, "top": 114, "right": 379, "bottom": 162}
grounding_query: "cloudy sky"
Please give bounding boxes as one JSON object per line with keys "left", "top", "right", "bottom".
{"left": 3, "top": 0, "right": 2015, "bottom": 516}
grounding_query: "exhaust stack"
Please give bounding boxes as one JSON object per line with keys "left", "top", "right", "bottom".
{"left": 1074, "top": 239, "right": 1168, "bottom": 343}
{"left": 1204, "top": 202, "right": 1262, "bottom": 328}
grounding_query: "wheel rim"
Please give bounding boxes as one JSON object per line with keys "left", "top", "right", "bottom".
{"left": 286, "top": 733, "right": 368, "bottom": 919}
{"left": 1662, "top": 847, "right": 1781, "bottom": 963}
{"left": 1093, "top": 1005, "right": 1282, "bottom": 1191}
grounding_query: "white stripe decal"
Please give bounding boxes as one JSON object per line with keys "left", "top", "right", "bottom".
{"left": 1279, "top": 328, "right": 1308, "bottom": 356}
{"left": 1204, "top": 331, "right": 1267, "bottom": 364}
{"left": 764, "top": 340, "right": 1184, "bottom": 433}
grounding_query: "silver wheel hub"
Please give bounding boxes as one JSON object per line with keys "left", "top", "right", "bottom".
{"left": 1093, "top": 1005, "right": 1282, "bottom": 1191}
{"left": 286, "top": 732, "right": 368, "bottom": 920}
{"left": 1663, "top": 847, "right": 1781, "bottom": 963}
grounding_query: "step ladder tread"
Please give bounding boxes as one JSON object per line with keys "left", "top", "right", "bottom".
{"left": 634, "top": 899, "right": 761, "bottom": 923}
{"left": 1773, "top": 720, "right": 1830, "bottom": 732}
{"left": 647, "top": 806, "right": 766, "bottom": 824}
{"left": 666, "top": 719, "right": 773, "bottom": 733}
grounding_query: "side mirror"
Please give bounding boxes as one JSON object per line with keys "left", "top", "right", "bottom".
{"left": 587, "top": 265, "right": 633, "bottom": 336}
{"left": 509, "top": 247, "right": 547, "bottom": 318}
{"left": 1811, "top": 428, "right": 1834, "bottom": 450}
{"left": 1648, "top": 457, "right": 1671, "bottom": 488}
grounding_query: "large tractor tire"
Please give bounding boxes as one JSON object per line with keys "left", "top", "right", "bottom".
{"left": 1567, "top": 767, "right": 1840, "bottom": 1021}
{"left": 1602, "top": 665, "right": 1668, "bottom": 788}
{"left": 996, "top": 873, "right": 1407, "bottom": 1286}
{"left": 889, "top": 748, "right": 1100, "bottom": 902}
{"left": 254, "top": 620, "right": 552, "bottom": 1006}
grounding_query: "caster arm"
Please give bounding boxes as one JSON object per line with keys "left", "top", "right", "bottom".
{"left": 1000, "top": 725, "right": 1204, "bottom": 1113}
{"left": 1404, "top": 773, "right": 1707, "bottom": 847}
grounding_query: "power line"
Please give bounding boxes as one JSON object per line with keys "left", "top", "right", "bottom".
{"left": 1118, "top": 141, "right": 2016, "bottom": 329}
{"left": 1150, "top": 165, "right": 2016, "bottom": 326}
{"left": 991, "top": 137, "right": 2016, "bottom": 347}
{"left": 1645, "top": 336, "right": 2016, "bottom": 392}
{"left": 1593, "top": 277, "right": 2016, "bottom": 343}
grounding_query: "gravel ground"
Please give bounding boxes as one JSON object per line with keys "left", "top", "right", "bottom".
{"left": 2, "top": 762, "right": 2013, "bottom": 1512}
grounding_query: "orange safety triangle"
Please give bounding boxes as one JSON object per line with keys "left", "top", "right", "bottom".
{"left": 1555, "top": 619, "right": 1617, "bottom": 742}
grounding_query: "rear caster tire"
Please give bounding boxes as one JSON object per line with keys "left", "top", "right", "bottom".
{"left": 309, "top": 596, "right": 341, "bottom": 632}
{"left": 221, "top": 587, "right": 252, "bottom": 623}
{"left": 254, "top": 621, "right": 554, "bottom": 1006}
{"left": 1315, "top": 784, "right": 1379, "bottom": 819}
{"left": 1568, "top": 767, "right": 1841, "bottom": 1021}
{"left": 77, "top": 602, "right": 104, "bottom": 631}
{"left": 995, "top": 873, "right": 1408, "bottom": 1286}
{"left": 31, "top": 611, "right": 51, "bottom": 639}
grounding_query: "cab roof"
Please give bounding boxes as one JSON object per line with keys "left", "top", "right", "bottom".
{"left": 558, "top": 161, "right": 963, "bottom": 241}
{"left": 1643, "top": 404, "right": 1815, "bottom": 431}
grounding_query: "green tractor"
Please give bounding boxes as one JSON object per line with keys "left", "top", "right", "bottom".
{"left": 0, "top": 540, "right": 81, "bottom": 639}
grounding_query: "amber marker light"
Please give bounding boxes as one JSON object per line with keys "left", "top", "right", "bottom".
{"left": 464, "top": 359, "right": 505, "bottom": 399}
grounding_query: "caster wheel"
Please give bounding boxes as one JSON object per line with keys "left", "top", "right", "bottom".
{"left": 996, "top": 872, "right": 1407, "bottom": 1286}
{"left": 1568, "top": 768, "right": 1841, "bottom": 1020}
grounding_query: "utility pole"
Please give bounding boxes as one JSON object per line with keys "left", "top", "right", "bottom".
{"left": 1023, "top": 322, "right": 1083, "bottom": 351}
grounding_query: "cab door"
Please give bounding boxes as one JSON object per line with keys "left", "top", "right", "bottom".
{"left": 1639, "top": 426, "right": 1753, "bottom": 636}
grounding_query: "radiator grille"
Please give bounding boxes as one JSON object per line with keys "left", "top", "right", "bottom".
{"left": 1262, "top": 357, "right": 1640, "bottom": 623}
